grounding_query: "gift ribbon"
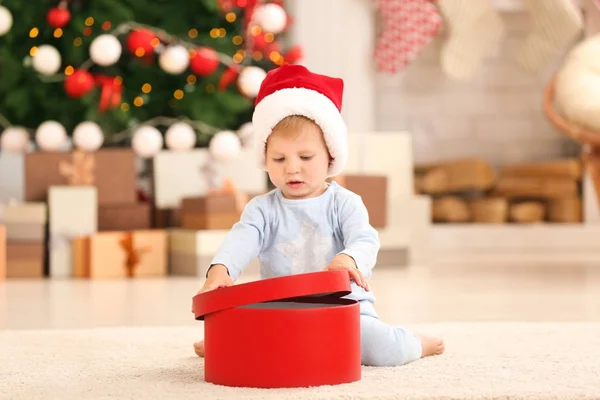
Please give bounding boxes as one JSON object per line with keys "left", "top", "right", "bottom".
{"left": 94, "top": 75, "right": 122, "bottom": 112}
{"left": 58, "top": 149, "right": 96, "bottom": 185}
{"left": 119, "top": 232, "right": 151, "bottom": 278}
{"left": 207, "top": 177, "right": 249, "bottom": 213}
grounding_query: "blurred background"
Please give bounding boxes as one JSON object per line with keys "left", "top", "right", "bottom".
{"left": 1, "top": 0, "right": 600, "bottom": 328}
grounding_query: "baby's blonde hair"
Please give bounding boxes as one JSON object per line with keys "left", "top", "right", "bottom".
{"left": 271, "top": 115, "right": 320, "bottom": 138}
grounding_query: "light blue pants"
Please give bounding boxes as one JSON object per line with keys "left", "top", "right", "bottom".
{"left": 359, "top": 301, "right": 422, "bottom": 366}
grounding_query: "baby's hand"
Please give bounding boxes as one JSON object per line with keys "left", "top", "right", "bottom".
{"left": 192, "top": 264, "right": 234, "bottom": 313}
{"left": 325, "top": 254, "right": 370, "bottom": 291}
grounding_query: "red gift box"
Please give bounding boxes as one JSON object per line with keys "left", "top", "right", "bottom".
{"left": 192, "top": 270, "right": 361, "bottom": 388}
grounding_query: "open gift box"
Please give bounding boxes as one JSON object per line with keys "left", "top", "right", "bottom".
{"left": 192, "top": 270, "right": 360, "bottom": 388}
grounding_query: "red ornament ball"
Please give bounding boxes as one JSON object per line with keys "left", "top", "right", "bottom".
{"left": 127, "top": 29, "right": 159, "bottom": 57}
{"left": 64, "top": 69, "right": 95, "bottom": 98}
{"left": 47, "top": 6, "right": 71, "bottom": 28}
{"left": 190, "top": 47, "right": 220, "bottom": 76}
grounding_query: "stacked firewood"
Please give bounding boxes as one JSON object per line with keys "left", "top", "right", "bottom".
{"left": 414, "top": 157, "right": 583, "bottom": 223}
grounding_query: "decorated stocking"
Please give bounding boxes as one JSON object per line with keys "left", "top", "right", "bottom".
{"left": 372, "top": 0, "right": 442, "bottom": 74}
{"left": 438, "top": 0, "right": 505, "bottom": 80}
{"left": 516, "top": 0, "right": 583, "bottom": 73}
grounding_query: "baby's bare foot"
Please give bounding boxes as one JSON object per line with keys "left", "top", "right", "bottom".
{"left": 194, "top": 340, "right": 205, "bottom": 357}
{"left": 419, "top": 335, "right": 445, "bottom": 358}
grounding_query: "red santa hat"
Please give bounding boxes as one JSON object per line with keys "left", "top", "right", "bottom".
{"left": 251, "top": 64, "right": 348, "bottom": 177}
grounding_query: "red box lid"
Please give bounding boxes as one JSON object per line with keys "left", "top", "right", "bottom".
{"left": 193, "top": 270, "right": 352, "bottom": 320}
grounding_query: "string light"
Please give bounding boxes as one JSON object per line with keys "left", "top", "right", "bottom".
{"left": 102, "top": 21, "right": 111, "bottom": 30}
{"left": 114, "top": 77, "right": 123, "bottom": 85}
{"left": 83, "top": 27, "right": 92, "bottom": 36}
{"left": 188, "top": 28, "right": 198, "bottom": 38}
{"left": 142, "top": 83, "right": 152, "bottom": 93}
{"left": 269, "top": 51, "right": 282, "bottom": 63}
{"left": 173, "top": 89, "right": 184, "bottom": 100}
{"left": 233, "top": 35, "right": 243, "bottom": 45}
{"left": 226, "top": 12, "right": 236, "bottom": 23}
{"left": 85, "top": 17, "right": 94, "bottom": 26}
{"left": 264, "top": 33, "right": 274, "bottom": 42}
{"left": 150, "top": 37, "right": 160, "bottom": 47}
{"left": 250, "top": 26, "right": 261, "bottom": 36}
{"left": 133, "top": 96, "right": 144, "bottom": 107}
{"left": 218, "top": 28, "right": 226, "bottom": 37}
{"left": 53, "top": 28, "right": 63, "bottom": 38}
{"left": 205, "top": 84, "right": 215, "bottom": 93}
{"left": 64, "top": 66, "right": 74, "bottom": 75}
{"left": 29, "top": 46, "right": 38, "bottom": 56}
{"left": 209, "top": 28, "right": 219, "bottom": 38}
{"left": 253, "top": 51, "right": 263, "bottom": 61}
{"left": 29, "top": 27, "right": 39, "bottom": 38}
{"left": 120, "top": 103, "right": 130, "bottom": 112}
{"left": 73, "top": 37, "right": 83, "bottom": 46}
{"left": 186, "top": 75, "right": 197, "bottom": 84}
{"left": 135, "top": 48, "right": 145, "bottom": 57}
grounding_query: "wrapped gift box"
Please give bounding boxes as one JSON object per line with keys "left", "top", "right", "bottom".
{"left": 0, "top": 224, "right": 5, "bottom": 279}
{"left": 6, "top": 241, "right": 45, "bottom": 278}
{"left": 1, "top": 202, "right": 47, "bottom": 241}
{"left": 152, "top": 148, "right": 267, "bottom": 209}
{"left": 73, "top": 230, "right": 167, "bottom": 279}
{"left": 192, "top": 270, "right": 361, "bottom": 388}
{"left": 0, "top": 152, "right": 24, "bottom": 202}
{"left": 25, "top": 149, "right": 137, "bottom": 205}
{"left": 180, "top": 193, "right": 242, "bottom": 230}
{"left": 98, "top": 203, "right": 151, "bottom": 231}
{"left": 330, "top": 175, "right": 388, "bottom": 228}
{"left": 48, "top": 186, "right": 98, "bottom": 278}
{"left": 168, "top": 228, "right": 259, "bottom": 276}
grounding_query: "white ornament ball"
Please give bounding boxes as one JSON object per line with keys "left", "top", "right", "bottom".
{"left": 252, "top": 4, "right": 287, "bottom": 34}
{"left": 0, "top": 5, "right": 13, "bottom": 36}
{"left": 32, "top": 45, "right": 61, "bottom": 76}
{"left": 159, "top": 45, "right": 190, "bottom": 74}
{"left": 73, "top": 121, "right": 104, "bottom": 152}
{"left": 35, "top": 120, "right": 67, "bottom": 151}
{"left": 90, "top": 34, "right": 122, "bottom": 66}
{"left": 554, "top": 34, "right": 600, "bottom": 132}
{"left": 209, "top": 130, "right": 241, "bottom": 162}
{"left": 237, "top": 122, "right": 254, "bottom": 147}
{"left": 132, "top": 126, "right": 163, "bottom": 158}
{"left": 0, "top": 127, "right": 30, "bottom": 153}
{"left": 238, "top": 66, "right": 267, "bottom": 98}
{"left": 165, "top": 122, "right": 196, "bottom": 150}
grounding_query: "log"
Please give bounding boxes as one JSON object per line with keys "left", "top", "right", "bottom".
{"left": 492, "top": 177, "right": 578, "bottom": 199}
{"left": 470, "top": 197, "right": 508, "bottom": 223}
{"left": 500, "top": 158, "right": 583, "bottom": 180}
{"left": 548, "top": 197, "right": 582, "bottom": 223}
{"left": 509, "top": 201, "right": 546, "bottom": 223}
{"left": 432, "top": 196, "right": 471, "bottom": 223}
{"left": 416, "top": 157, "right": 496, "bottom": 195}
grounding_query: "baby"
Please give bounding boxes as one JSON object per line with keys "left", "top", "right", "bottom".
{"left": 194, "top": 64, "right": 444, "bottom": 366}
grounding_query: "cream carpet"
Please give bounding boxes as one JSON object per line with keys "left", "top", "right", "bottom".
{"left": 1, "top": 322, "right": 599, "bottom": 399}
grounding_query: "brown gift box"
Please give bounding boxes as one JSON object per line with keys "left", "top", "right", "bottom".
{"left": 25, "top": 148, "right": 137, "bottom": 205}
{"left": 330, "top": 175, "right": 388, "bottom": 228}
{"left": 180, "top": 194, "right": 242, "bottom": 230}
{"left": 72, "top": 230, "right": 167, "bottom": 279}
{"left": 98, "top": 203, "right": 151, "bottom": 231}
{"left": 0, "top": 224, "right": 5, "bottom": 279}
{"left": 6, "top": 241, "right": 45, "bottom": 278}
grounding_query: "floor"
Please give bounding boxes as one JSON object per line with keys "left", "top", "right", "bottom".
{"left": 2, "top": 264, "right": 599, "bottom": 330}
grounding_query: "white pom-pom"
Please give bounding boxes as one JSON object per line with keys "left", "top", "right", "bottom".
{"left": 32, "top": 45, "right": 61, "bottom": 76}
{"left": 0, "top": 5, "right": 13, "bottom": 36}
{"left": 1, "top": 127, "right": 30, "bottom": 153}
{"left": 90, "top": 34, "right": 122, "bottom": 66}
{"left": 209, "top": 130, "right": 241, "bottom": 162}
{"left": 35, "top": 120, "right": 67, "bottom": 151}
{"left": 252, "top": 4, "right": 287, "bottom": 34}
{"left": 237, "top": 122, "right": 254, "bottom": 147}
{"left": 555, "top": 34, "right": 600, "bottom": 132}
{"left": 132, "top": 126, "right": 163, "bottom": 158}
{"left": 238, "top": 66, "right": 267, "bottom": 98}
{"left": 165, "top": 122, "right": 196, "bottom": 150}
{"left": 159, "top": 45, "right": 190, "bottom": 74}
{"left": 73, "top": 121, "right": 104, "bottom": 152}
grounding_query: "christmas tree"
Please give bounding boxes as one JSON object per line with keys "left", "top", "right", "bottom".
{"left": 0, "top": 0, "right": 301, "bottom": 156}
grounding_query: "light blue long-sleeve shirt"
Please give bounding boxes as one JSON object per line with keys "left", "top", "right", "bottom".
{"left": 209, "top": 181, "right": 380, "bottom": 303}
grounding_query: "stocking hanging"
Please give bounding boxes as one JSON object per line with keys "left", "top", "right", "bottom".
{"left": 372, "top": 0, "right": 442, "bottom": 74}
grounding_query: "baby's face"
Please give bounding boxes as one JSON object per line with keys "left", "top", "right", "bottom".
{"left": 265, "top": 122, "right": 330, "bottom": 199}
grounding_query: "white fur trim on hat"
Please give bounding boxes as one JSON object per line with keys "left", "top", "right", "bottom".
{"left": 252, "top": 87, "right": 348, "bottom": 177}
